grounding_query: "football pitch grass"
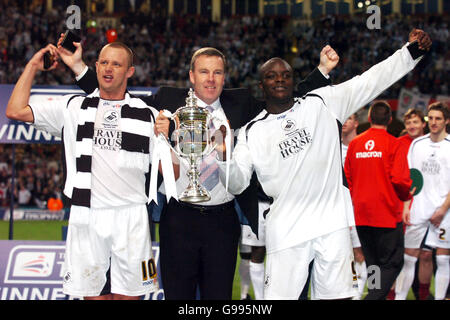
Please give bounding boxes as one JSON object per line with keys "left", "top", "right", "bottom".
{"left": 0, "top": 220, "right": 427, "bottom": 300}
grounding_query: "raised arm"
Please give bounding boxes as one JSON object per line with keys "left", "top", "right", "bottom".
{"left": 56, "top": 33, "right": 97, "bottom": 94}
{"left": 313, "top": 29, "right": 431, "bottom": 123}
{"left": 296, "top": 45, "right": 339, "bottom": 96}
{"left": 6, "top": 44, "right": 59, "bottom": 122}
{"left": 76, "top": 67, "right": 99, "bottom": 94}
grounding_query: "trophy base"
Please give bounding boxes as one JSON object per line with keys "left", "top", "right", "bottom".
{"left": 179, "top": 187, "right": 211, "bottom": 203}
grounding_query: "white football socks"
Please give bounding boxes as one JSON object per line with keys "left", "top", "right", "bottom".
{"left": 239, "top": 258, "right": 251, "bottom": 299}
{"left": 434, "top": 255, "right": 450, "bottom": 300}
{"left": 249, "top": 261, "right": 265, "bottom": 300}
{"left": 395, "top": 254, "right": 418, "bottom": 300}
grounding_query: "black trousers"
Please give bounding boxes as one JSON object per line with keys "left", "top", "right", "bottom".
{"left": 159, "top": 198, "right": 241, "bottom": 300}
{"left": 357, "top": 222, "right": 404, "bottom": 300}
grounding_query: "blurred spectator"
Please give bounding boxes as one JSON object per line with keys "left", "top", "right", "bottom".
{"left": 0, "top": 144, "right": 63, "bottom": 208}
{"left": 17, "top": 182, "right": 32, "bottom": 207}
{"left": 0, "top": 182, "right": 6, "bottom": 206}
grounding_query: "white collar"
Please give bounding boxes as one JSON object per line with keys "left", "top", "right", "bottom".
{"left": 193, "top": 93, "right": 221, "bottom": 111}
{"left": 89, "top": 88, "right": 130, "bottom": 104}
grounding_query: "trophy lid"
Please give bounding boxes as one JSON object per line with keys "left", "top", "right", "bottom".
{"left": 186, "top": 88, "right": 197, "bottom": 109}
{"left": 177, "top": 88, "right": 208, "bottom": 122}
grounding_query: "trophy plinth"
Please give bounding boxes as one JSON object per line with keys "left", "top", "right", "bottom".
{"left": 178, "top": 154, "right": 211, "bottom": 203}
{"left": 179, "top": 185, "right": 211, "bottom": 203}
{"left": 179, "top": 190, "right": 211, "bottom": 203}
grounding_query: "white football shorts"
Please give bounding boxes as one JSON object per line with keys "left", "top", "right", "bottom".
{"left": 404, "top": 222, "right": 430, "bottom": 249}
{"left": 264, "top": 227, "right": 358, "bottom": 300}
{"left": 62, "top": 203, "right": 158, "bottom": 297}
{"left": 241, "top": 201, "right": 269, "bottom": 247}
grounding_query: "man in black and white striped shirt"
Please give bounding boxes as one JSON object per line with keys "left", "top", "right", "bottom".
{"left": 6, "top": 42, "right": 170, "bottom": 300}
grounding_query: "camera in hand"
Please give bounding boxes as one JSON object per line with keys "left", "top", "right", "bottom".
{"left": 43, "top": 52, "right": 54, "bottom": 70}
{"left": 60, "top": 30, "right": 81, "bottom": 53}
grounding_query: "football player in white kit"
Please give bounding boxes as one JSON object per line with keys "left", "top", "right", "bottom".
{"left": 237, "top": 47, "right": 342, "bottom": 300}
{"left": 395, "top": 102, "right": 450, "bottom": 300}
{"left": 216, "top": 29, "right": 431, "bottom": 299}
{"left": 6, "top": 42, "right": 170, "bottom": 300}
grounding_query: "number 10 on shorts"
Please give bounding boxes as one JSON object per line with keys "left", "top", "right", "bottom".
{"left": 141, "top": 258, "right": 157, "bottom": 281}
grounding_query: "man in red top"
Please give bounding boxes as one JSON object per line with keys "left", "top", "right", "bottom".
{"left": 344, "top": 101, "right": 412, "bottom": 300}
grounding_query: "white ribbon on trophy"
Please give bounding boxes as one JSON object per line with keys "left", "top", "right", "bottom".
{"left": 149, "top": 133, "right": 178, "bottom": 205}
{"left": 207, "top": 107, "right": 231, "bottom": 193}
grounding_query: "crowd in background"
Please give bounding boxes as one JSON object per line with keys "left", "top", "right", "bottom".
{"left": 0, "top": 0, "right": 448, "bottom": 208}
{"left": 0, "top": 144, "right": 63, "bottom": 208}
{"left": 0, "top": 1, "right": 448, "bottom": 97}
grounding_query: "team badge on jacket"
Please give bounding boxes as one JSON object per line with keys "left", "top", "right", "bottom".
{"left": 281, "top": 118, "right": 296, "bottom": 131}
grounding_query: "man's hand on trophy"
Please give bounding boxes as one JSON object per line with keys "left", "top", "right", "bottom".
{"left": 155, "top": 110, "right": 172, "bottom": 138}
{"left": 212, "top": 125, "right": 228, "bottom": 161}
{"left": 56, "top": 33, "right": 86, "bottom": 76}
{"left": 155, "top": 110, "right": 181, "bottom": 180}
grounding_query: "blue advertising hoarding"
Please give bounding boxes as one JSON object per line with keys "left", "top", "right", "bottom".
{"left": 0, "top": 240, "right": 164, "bottom": 300}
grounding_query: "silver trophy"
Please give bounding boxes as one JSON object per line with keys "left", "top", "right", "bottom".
{"left": 164, "top": 89, "right": 226, "bottom": 203}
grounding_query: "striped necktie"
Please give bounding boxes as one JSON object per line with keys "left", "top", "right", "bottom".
{"left": 206, "top": 105, "right": 215, "bottom": 129}
{"left": 199, "top": 105, "right": 219, "bottom": 191}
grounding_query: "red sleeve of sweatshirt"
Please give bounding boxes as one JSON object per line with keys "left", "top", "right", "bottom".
{"left": 392, "top": 136, "right": 413, "bottom": 202}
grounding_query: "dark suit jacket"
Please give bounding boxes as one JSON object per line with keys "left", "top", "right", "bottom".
{"left": 76, "top": 68, "right": 331, "bottom": 236}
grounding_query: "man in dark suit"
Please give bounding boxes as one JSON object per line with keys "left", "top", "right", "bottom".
{"left": 58, "top": 40, "right": 336, "bottom": 299}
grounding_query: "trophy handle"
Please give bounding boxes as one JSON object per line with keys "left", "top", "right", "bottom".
{"left": 203, "top": 115, "right": 232, "bottom": 156}
{"left": 158, "top": 110, "right": 184, "bottom": 158}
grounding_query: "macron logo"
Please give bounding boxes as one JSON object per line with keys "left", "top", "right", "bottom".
{"left": 365, "top": 140, "right": 375, "bottom": 151}
{"left": 356, "top": 140, "right": 382, "bottom": 158}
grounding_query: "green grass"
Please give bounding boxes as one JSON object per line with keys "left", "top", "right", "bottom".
{"left": 0, "top": 220, "right": 431, "bottom": 300}
{"left": 0, "top": 220, "right": 68, "bottom": 241}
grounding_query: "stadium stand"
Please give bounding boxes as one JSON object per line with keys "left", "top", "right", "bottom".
{"left": 0, "top": 1, "right": 448, "bottom": 97}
